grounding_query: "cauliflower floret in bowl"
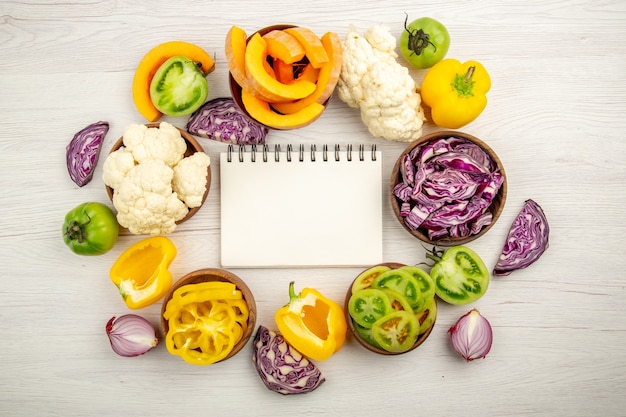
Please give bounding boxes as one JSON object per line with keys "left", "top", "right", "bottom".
{"left": 103, "top": 122, "right": 211, "bottom": 235}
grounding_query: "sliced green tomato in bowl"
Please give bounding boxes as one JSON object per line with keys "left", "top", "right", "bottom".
{"left": 380, "top": 288, "right": 413, "bottom": 312}
{"left": 351, "top": 265, "right": 391, "bottom": 293}
{"left": 149, "top": 56, "right": 208, "bottom": 116}
{"left": 348, "top": 288, "right": 392, "bottom": 329}
{"left": 372, "top": 269, "right": 422, "bottom": 310}
{"left": 371, "top": 310, "right": 420, "bottom": 353}
{"left": 416, "top": 297, "right": 437, "bottom": 335}
{"left": 397, "top": 265, "right": 435, "bottom": 313}
{"left": 430, "top": 245, "right": 490, "bottom": 305}
{"left": 353, "top": 323, "right": 383, "bottom": 350}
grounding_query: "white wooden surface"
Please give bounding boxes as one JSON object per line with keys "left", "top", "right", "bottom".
{"left": 1, "top": 1, "right": 625, "bottom": 416}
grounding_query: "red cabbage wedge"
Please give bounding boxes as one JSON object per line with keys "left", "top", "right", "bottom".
{"left": 66, "top": 121, "right": 109, "bottom": 187}
{"left": 493, "top": 199, "right": 549, "bottom": 276}
{"left": 186, "top": 97, "right": 267, "bottom": 145}
{"left": 252, "top": 325, "right": 325, "bottom": 395}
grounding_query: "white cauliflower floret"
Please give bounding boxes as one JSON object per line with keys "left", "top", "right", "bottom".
{"left": 102, "top": 147, "right": 135, "bottom": 189}
{"left": 172, "top": 152, "right": 211, "bottom": 208}
{"left": 122, "top": 122, "right": 187, "bottom": 167}
{"left": 337, "top": 25, "right": 425, "bottom": 142}
{"left": 112, "top": 159, "right": 189, "bottom": 235}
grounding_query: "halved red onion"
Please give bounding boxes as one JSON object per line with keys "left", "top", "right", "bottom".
{"left": 66, "top": 121, "right": 109, "bottom": 187}
{"left": 106, "top": 314, "right": 158, "bottom": 357}
{"left": 493, "top": 199, "right": 549, "bottom": 276}
{"left": 448, "top": 309, "right": 492, "bottom": 362}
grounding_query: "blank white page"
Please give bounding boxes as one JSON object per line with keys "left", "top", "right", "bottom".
{"left": 220, "top": 145, "right": 383, "bottom": 268}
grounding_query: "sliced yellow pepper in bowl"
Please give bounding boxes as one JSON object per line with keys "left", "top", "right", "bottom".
{"left": 420, "top": 58, "right": 491, "bottom": 129}
{"left": 109, "top": 236, "right": 176, "bottom": 309}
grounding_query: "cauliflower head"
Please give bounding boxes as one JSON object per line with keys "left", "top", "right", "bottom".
{"left": 172, "top": 151, "right": 211, "bottom": 208}
{"left": 112, "top": 159, "right": 189, "bottom": 235}
{"left": 122, "top": 122, "right": 187, "bottom": 167}
{"left": 337, "top": 25, "right": 425, "bottom": 142}
{"left": 102, "top": 147, "right": 135, "bottom": 189}
{"left": 101, "top": 122, "right": 211, "bottom": 235}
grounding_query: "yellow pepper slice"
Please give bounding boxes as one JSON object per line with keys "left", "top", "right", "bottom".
{"left": 163, "top": 281, "right": 249, "bottom": 366}
{"left": 109, "top": 236, "right": 176, "bottom": 309}
{"left": 420, "top": 58, "right": 491, "bottom": 129}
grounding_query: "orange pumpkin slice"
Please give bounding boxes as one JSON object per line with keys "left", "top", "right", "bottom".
{"left": 298, "top": 63, "right": 321, "bottom": 83}
{"left": 244, "top": 33, "right": 316, "bottom": 103}
{"left": 273, "top": 59, "right": 295, "bottom": 84}
{"left": 132, "top": 41, "right": 215, "bottom": 122}
{"left": 272, "top": 32, "right": 342, "bottom": 115}
{"left": 283, "top": 26, "right": 329, "bottom": 68}
{"left": 263, "top": 30, "right": 306, "bottom": 65}
{"left": 225, "top": 26, "right": 251, "bottom": 91}
{"left": 241, "top": 89, "right": 325, "bottom": 129}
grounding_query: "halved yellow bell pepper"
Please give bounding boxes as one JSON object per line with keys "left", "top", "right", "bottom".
{"left": 420, "top": 58, "right": 491, "bottom": 129}
{"left": 275, "top": 281, "right": 347, "bottom": 361}
{"left": 109, "top": 236, "right": 176, "bottom": 309}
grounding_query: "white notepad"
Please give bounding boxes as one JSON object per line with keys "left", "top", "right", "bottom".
{"left": 220, "top": 144, "right": 383, "bottom": 268}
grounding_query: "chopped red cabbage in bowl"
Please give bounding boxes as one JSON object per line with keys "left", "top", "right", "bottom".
{"left": 390, "top": 131, "right": 507, "bottom": 246}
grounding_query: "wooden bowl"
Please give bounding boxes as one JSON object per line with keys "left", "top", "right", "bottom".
{"left": 344, "top": 263, "right": 436, "bottom": 355}
{"left": 160, "top": 268, "right": 257, "bottom": 364}
{"left": 390, "top": 130, "right": 507, "bottom": 246}
{"left": 228, "top": 24, "right": 330, "bottom": 130}
{"left": 105, "top": 123, "right": 211, "bottom": 225}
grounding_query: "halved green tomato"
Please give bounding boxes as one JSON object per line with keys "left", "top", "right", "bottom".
{"left": 430, "top": 245, "right": 490, "bottom": 305}
{"left": 348, "top": 288, "right": 392, "bottom": 329}
{"left": 149, "top": 56, "right": 208, "bottom": 116}
{"left": 372, "top": 269, "right": 422, "bottom": 310}
{"left": 371, "top": 311, "right": 420, "bottom": 353}
{"left": 351, "top": 265, "right": 391, "bottom": 294}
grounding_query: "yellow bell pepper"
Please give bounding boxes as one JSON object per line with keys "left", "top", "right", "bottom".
{"left": 420, "top": 58, "right": 491, "bottom": 129}
{"left": 109, "top": 236, "right": 176, "bottom": 309}
{"left": 163, "top": 281, "right": 249, "bottom": 366}
{"left": 275, "top": 281, "right": 347, "bottom": 361}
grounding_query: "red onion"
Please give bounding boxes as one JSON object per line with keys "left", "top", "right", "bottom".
{"left": 493, "top": 199, "right": 549, "bottom": 276}
{"left": 448, "top": 309, "right": 492, "bottom": 362}
{"left": 106, "top": 314, "right": 158, "bottom": 357}
{"left": 252, "top": 325, "right": 325, "bottom": 395}
{"left": 66, "top": 121, "right": 109, "bottom": 187}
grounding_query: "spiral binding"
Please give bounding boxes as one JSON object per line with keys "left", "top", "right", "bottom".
{"left": 226, "top": 144, "right": 377, "bottom": 163}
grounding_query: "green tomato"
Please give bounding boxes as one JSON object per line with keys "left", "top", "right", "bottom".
{"left": 353, "top": 323, "right": 383, "bottom": 350}
{"left": 62, "top": 202, "right": 119, "bottom": 255}
{"left": 149, "top": 56, "right": 208, "bottom": 116}
{"left": 429, "top": 246, "right": 490, "bottom": 305}
{"left": 399, "top": 14, "right": 450, "bottom": 69}
{"left": 397, "top": 265, "right": 435, "bottom": 313}
{"left": 348, "top": 288, "right": 393, "bottom": 329}
{"left": 371, "top": 268, "right": 422, "bottom": 310}
{"left": 351, "top": 264, "right": 391, "bottom": 293}
{"left": 371, "top": 311, "right": 420, "bottom": 353}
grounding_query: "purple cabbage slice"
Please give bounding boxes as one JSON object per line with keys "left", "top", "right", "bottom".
{"left": 186, "top": 97, "right": 268, "bottom": 145}
{"left": 493, "top": 199, "right": 549, "bottom": 276}
{"left": 66, "top": 121, "right": 109, "bottom": 187}
{"left": 252, "top": 325, "right": 325, "bottom": 395}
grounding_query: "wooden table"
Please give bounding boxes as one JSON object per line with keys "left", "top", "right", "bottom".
{"left": 1, "top": 1, "right": 625, "bottom": 416}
